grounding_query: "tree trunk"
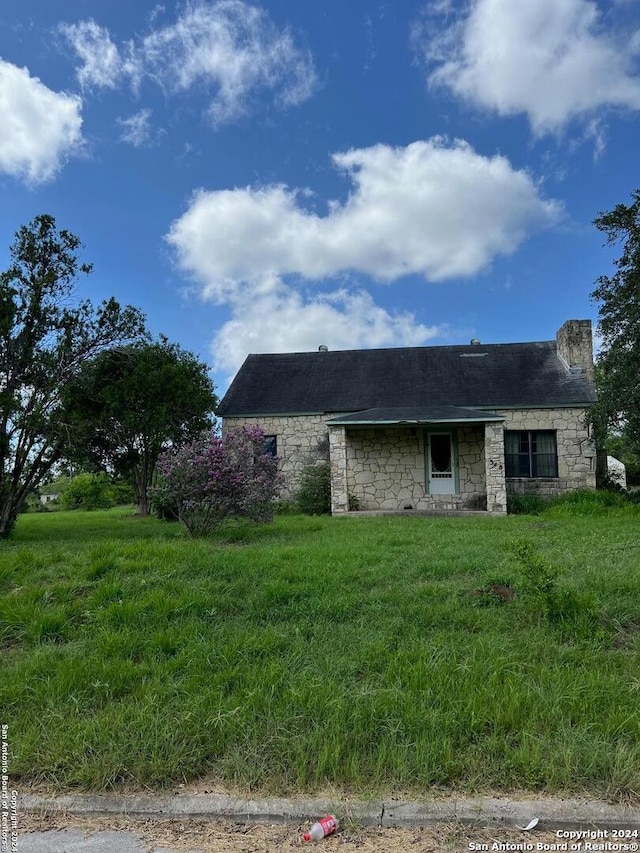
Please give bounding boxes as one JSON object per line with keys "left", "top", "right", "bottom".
{"left": 0, "top": 498, "right": 18, "bottom": 539}
{"left": 133, "top": 468, "right": 150, "bottom": 516}
{"left": 595, "top": 448, "right": 609, "bottom": 488}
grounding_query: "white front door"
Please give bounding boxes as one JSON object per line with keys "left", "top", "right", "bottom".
{"left": 428, "top": 432, "right": 456, "bottom": 495}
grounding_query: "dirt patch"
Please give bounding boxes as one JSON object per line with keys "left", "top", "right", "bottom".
{"left": 466, "top": 583, "right": 515, "bottom": 603}
{"left": 611, "top": 619, "right": 640, "bottom": 649}
{"left": 18, "top": 812, "right": 572, "bottom": 852}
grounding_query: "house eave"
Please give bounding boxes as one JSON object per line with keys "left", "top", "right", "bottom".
{"left": 218, "top": 411, "right": 327, "bottom": 419}
{"left": 489, "top": 401, "right": 595, "bottom": 410}
{"left": 326, "top": 416, "right": 506, "bottom": 426}
{"left": 326, "top": 406, "right": 507, "bottom": 426}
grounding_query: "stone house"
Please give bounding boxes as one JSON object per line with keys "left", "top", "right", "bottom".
{"left": 217, "top": 320, "right": 597, "bottom": 515}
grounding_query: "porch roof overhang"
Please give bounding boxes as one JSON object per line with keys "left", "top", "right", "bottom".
{"left": 326, "top": 406, "right": 506, "bottom": 426}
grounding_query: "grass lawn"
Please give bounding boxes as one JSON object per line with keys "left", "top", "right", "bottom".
{"left": 1, "top": 503, "right": 639, "bottom": 801}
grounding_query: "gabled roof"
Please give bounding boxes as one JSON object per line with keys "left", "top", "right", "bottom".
{"left": 216, "top": 341, "right": 596, "bottom": 417}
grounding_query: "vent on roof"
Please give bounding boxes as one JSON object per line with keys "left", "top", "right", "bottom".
{"left": 470, "top": 338, "right": 481, "bottom": 345}
{"left": 318, "top": 345, "right": 329, "bottom": 352}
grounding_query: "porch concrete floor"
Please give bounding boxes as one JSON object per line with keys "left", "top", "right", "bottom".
{"left": 336, "top": 509, "right": 495, "bottom": 517}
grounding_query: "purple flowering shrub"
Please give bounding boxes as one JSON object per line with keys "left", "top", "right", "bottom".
{"left": 153, "top": 426, "right": 283, "bottom": 536}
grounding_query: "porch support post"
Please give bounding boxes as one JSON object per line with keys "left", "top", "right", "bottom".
{"left": 484, "top": 422, "right": 507, "bottom": 514}
{"left": 329, "top": 424, "right": 349, "bottom": 514}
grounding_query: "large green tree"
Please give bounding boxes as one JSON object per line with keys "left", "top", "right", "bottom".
{"left": 63, "top": 339, "right": 218, "bottom": 516}
{"left": 0, "top": 215, "right": 146, "bottom": 537}
{"left": 591, "top": 190, "right": 640, "bottom": 455}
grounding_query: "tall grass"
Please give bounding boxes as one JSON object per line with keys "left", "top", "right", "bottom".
{"left": 1, "top": 506, "right": 639, "bottom": 800}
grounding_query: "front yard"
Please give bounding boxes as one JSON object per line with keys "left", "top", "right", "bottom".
{"left": 1, "top": 504, "right": 639, "bottom": 800}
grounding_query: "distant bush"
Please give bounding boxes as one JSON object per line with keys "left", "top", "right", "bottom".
{"left": 21, "top": 493, "right": 50, "bottom": 513}
{"left": 295, "top": 463, "right": 331, "bottom": 515}
{"left": 61, "top": 473, "right": 122, "bottom": 510}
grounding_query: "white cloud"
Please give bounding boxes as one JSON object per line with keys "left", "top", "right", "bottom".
{"left": 61, "top": 1, "right": 316, "bottom": 126}
{"left": 117, "top": 108, "right": 154, "bottom": 147}
{"left": 212, "top": 280, "right": 444, "bottom": 375}
{"left": 141, "top": 0, "right": 316, "bottom": 124}
{"left": 0, "top": 59, "right": 83, "bottom": 184}
{"left": 418, "top": 0, "right": 640, "bottom": 134}
{"left": 167, "top": 137, "right": 561, "bottom": 295}
{"left": 58, "top": 19, "right": 139, "bottom": 90}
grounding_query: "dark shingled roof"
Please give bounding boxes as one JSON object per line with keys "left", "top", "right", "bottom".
{"left": 216, "top": 341, "right": 596, "bottom": 417}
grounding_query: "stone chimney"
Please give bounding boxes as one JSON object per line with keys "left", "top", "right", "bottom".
{"left": 556, "top": 320, "right": 594, "bottom": 385}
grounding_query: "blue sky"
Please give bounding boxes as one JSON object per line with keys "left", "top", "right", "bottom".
{"left": 1, "top": 0, "right": 639, "bottom": 394}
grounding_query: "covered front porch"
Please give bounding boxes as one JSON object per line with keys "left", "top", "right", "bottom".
{"left": 327, "top": 406, "right": 508, "bottom": 515}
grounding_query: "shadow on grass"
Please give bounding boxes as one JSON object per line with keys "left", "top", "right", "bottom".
{"left": 11, "top": 508, "right": 329, "bottom": 547}
{"left": 11, "top": 508, "right": 183, "bottom": 545}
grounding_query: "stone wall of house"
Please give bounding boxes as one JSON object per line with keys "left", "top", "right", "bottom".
{"left": 457, "top": 425, "right": 486, "bottom": 503}
{"left": 344, "top": 425, "right": 488, "bottom": 511}
{"left": 497, "top": 407, "right": 596, "bottom": 496}
{"left": 484, "top": 422, "right": 507, "bottom": 513}
{"left": 222, "top": 414, "right": 333, "bottom": 498}
{"left": 223, "top": 404, "right": 596, "bottom": 509}
{"left": 329, "top": 425, "right": 349, "bottom": 513}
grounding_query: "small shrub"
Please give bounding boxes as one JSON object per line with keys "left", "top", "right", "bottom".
{"left": 347, "top": 492, "right": 360, "bottom": 511}
{"left": 507, "top": 492, "right": 548, "bottom": 515}
{"left": 273, "top": 499, "right": 296, "bottom": 515}
{"left": 153, "top": 427, "right": 283, "bottom": 536}
{"left": 544, "top": 586, "right": 602, "bottom": 638}
{"left": 512, "top": 539, "right": 601, "bottom": 638}
{"left": 546, "top": 488, "right": 629, "bottom": 515}
{"left": 152, "top": 491, "right": 180, "bottom": 521}
{"left": 598, "top": 476, "right": 627, "bottom": 495}
{"left": 295, "top": 463, "right": 331, "bottom": 515}
{"left": 513, "top": 540, "right": 559, "bottom": 596}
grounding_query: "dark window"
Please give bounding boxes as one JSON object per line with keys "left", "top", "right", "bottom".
{"left": 263, "top": 435, "right": 277, "bottom": 458}
{"left": 505, "top": 431, "right": 558, "bottom": 478}
{"left": 430, "top": 433, "right": 452, "bottom": 473}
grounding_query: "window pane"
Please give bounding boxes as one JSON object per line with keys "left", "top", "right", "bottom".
{"left": 505, "top": 431, "right": 530, "bottom": 477}
{"left": 263, "top": 435, "right": 277, "bottom": 457}
{"left": 535, "top": 432, "right": 555, "bottom": 454}
{"left": 505, "top": 432, "right": 520, "bottom": 455}
{"left": 430, "top": 434, "right": 452, "bottom": 473}
{"left": 532, "top": 431, "right": 557, "bottom": 476}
